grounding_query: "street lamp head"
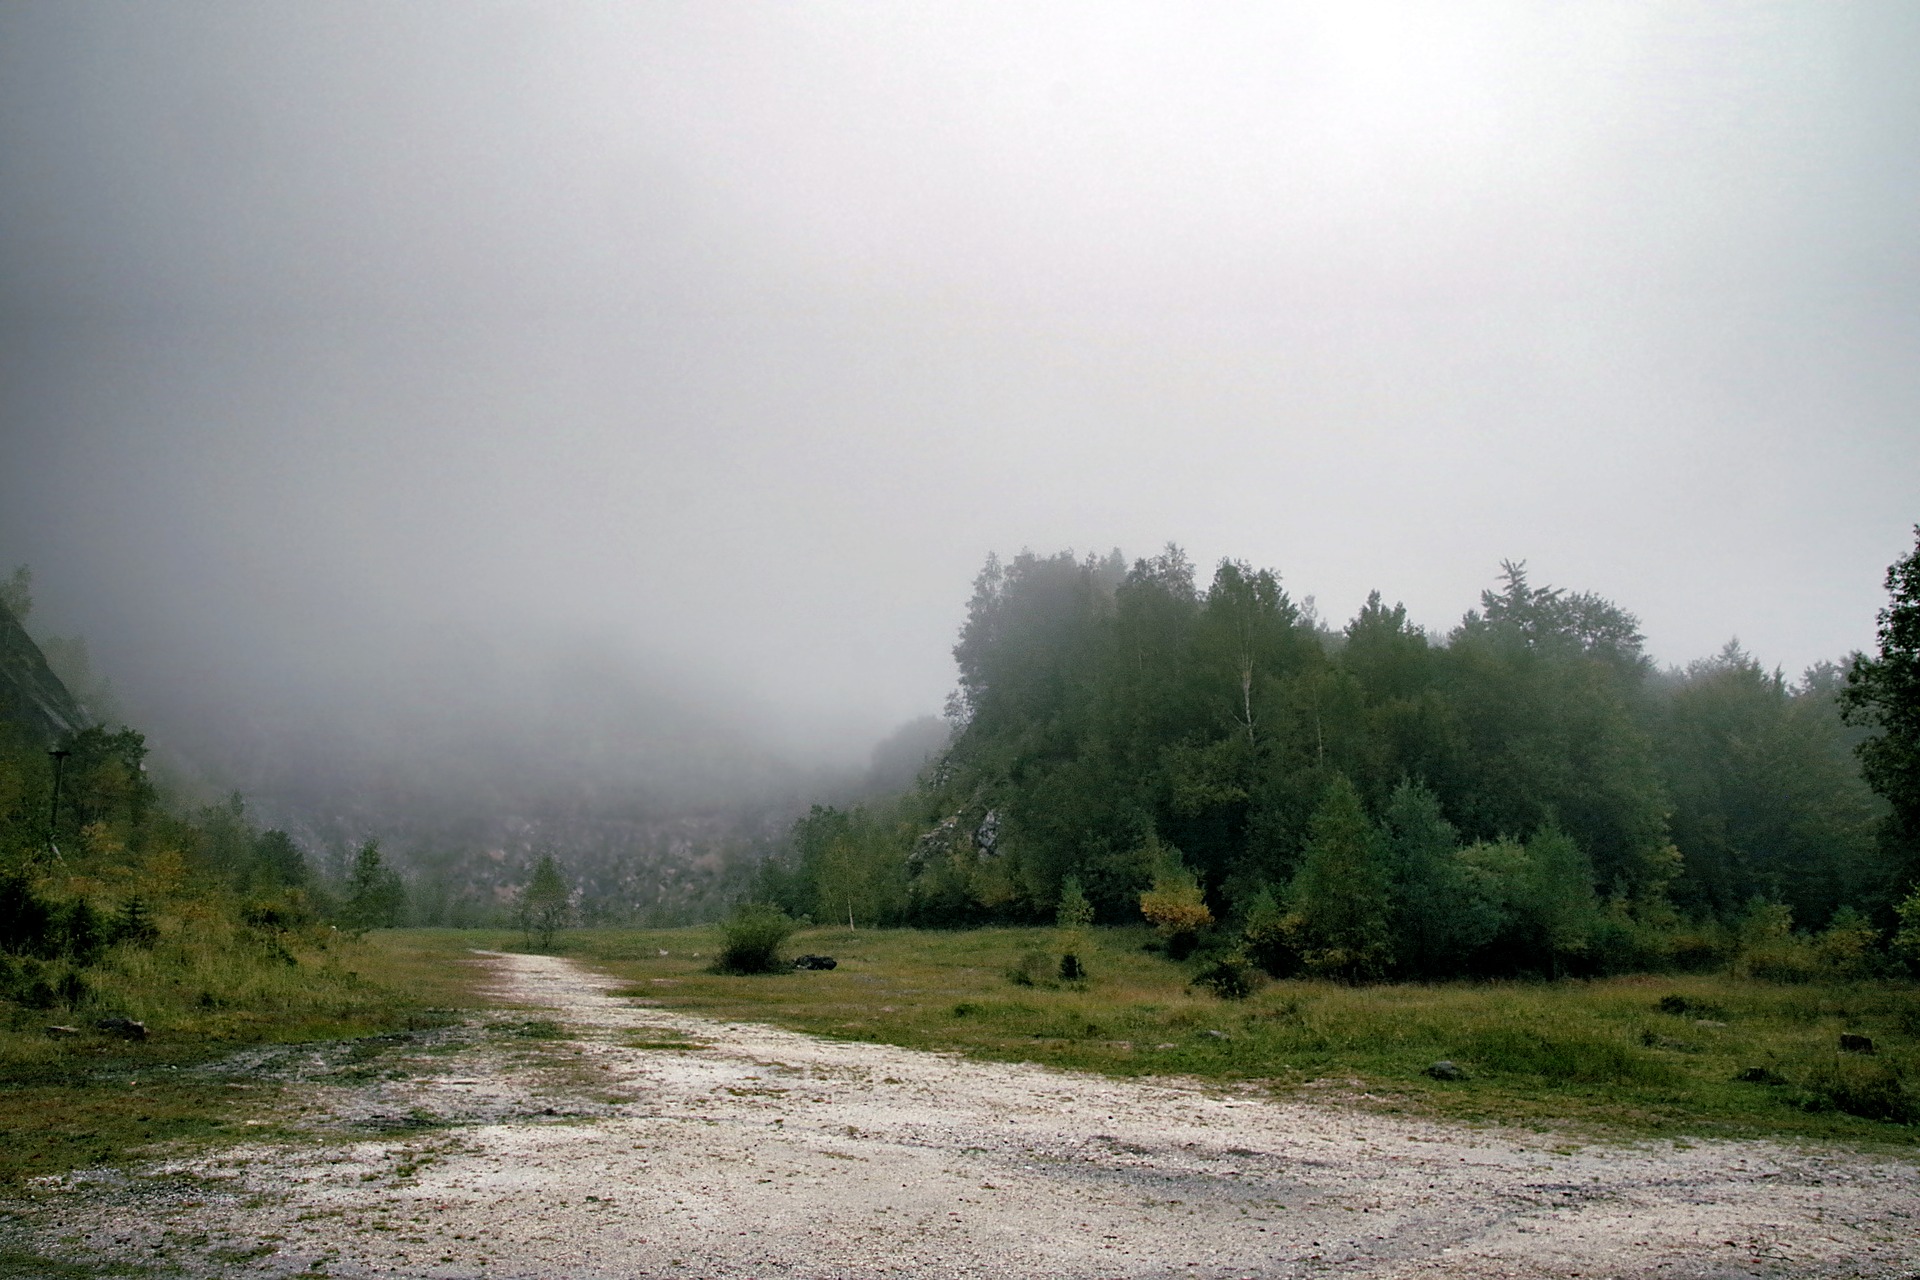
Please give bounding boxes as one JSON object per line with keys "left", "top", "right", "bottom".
{"left": 47, "top": 748, "right": 71, "bottom": 761}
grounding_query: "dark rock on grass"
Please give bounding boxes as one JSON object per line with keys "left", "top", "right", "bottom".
{"left": 96, "top": 1016, "right": 148, "bottom": 1040}
{"left": 1426, "top": 1060, "right": 1467, "bottom": 1081}
{"left": 1839, "top": 1033, "right": 1875, "bottom": 1054}
{"left": 792, "top": 955, "right": 837, "bottom": 971}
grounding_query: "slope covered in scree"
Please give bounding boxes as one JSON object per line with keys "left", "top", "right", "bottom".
{"left": 0, "top": 602, "right": 88, "bottom": 744}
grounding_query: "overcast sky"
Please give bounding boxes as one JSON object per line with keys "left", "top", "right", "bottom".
{"left": 2, "top": 3, "right": 1917, "bottom": 783}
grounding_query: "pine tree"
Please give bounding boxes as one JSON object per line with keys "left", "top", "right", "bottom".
{"left": 1288, "top": 775, "right": 1393, "bottom": 980}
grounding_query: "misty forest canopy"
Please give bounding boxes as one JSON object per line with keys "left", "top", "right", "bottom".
{"left": 762, "top": 542, "right": 1914, "bottom": 979}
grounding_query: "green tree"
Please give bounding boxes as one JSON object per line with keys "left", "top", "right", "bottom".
{"left": 1287, "top": 774, "right": 1393, "bottom": 980}
{"left": 1659, "top": 643, "right": 1881, "bottom": 925}
{"left": 1378, "top": 778, "right": 1497, "bottom": 977}
{"left": 519, "top": 853, "right": 571, "bottom": 949}
{"left": 1841, "top": 526, "right": 1920, "bottom": 903}
{"left": 1893, "top": 885, "right": 1920, "bottom": 974}
{"left": 340, "top": 839, "right": 404, "bottom": 935}
{"left": 1520, "top": 823, "right": 1599, "bottom": 976}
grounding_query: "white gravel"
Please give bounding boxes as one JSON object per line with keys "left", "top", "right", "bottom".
{"left": 11, "top": 949, "right": 1918, "bottom": 1278}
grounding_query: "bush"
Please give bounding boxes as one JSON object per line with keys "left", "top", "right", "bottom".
{"left": 1239, "top": 886, "right": 1299, "bottom": 978}
{"left": 1140, "top": 853, "right": 1213, "bottom": 955}
{"left": 1191, "top": 952, "right": 1261, "bottom": 1000}
{"left": 712, "top": 903, "right": 796, "bottom": 975}
{"left": 1006, "top": 945, "right": 1051, "bottom": 987}
{"left": 1896, "top": 886, "right": 1920, "bottom": 976}
{"left": 1794, "top": 1056, "right": 1916, "bottom": 1124}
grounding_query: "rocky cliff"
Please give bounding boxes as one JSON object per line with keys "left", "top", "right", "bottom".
{"left": 0, "top": 602, "right": 89, "bottom": 743}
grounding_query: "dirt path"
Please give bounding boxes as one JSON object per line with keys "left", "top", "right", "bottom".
{"left": 11, "top": 951, "right": 1918, "bottom": 1278}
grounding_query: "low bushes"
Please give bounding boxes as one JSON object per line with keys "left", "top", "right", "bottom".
{"left": 711, "top": 904, "right": 796, "bottom": 975}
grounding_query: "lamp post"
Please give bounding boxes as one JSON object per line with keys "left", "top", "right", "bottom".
{"left": 46, "top": 747, "right": 70, "bottom": 862}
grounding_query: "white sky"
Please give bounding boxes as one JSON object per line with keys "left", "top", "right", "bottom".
{"left": 2, "top": 3, "right": 1916, "bottom": 781}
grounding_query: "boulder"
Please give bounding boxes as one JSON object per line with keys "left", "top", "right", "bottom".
{"left": 1426, "top": 1060, "right": 1467, "bottom": 1081}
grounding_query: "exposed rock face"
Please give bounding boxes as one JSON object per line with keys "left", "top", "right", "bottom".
{"left": 0, "top": 602, "right": 88, "bottom": 744}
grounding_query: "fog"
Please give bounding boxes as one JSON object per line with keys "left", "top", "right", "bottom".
{"left": 3, "top": 5, "right": 1917, "bottom": 831}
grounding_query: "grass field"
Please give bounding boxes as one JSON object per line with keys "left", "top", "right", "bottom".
{"left": 535, "top": 922, "right": 1919, "bottom": 1148}
{"left": 0, "top": 929, "right": 489, "bottom": 1188}
{"left": 3, "top": 921, "right": 1913, "bottom": 1199}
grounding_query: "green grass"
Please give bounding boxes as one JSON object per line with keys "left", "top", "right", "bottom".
{"left": 0, "top": 929, "right": 491, "bottom": 1187}
{"left": 9, "top": 920, "right": 1911, "bottom": 1188}
{"left": 523, "top": 922, "right": 1918, "bottom": 1147}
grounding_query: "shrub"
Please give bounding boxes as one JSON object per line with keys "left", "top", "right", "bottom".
{"left": 1055, "top": 875, "right": 1094, "bottom": 930}
{"left": 1794, "top": 1056, "right": 1916, "bottom": 1124}
{"left": 1140, "top": 862, "right": 1213, "bottom": 945}
{"left": 1006, "top": 945, "right": 1051, "bottom": 987}
{"left": 1896, "top": 886, "right": 1920, "bottom": 976}
{"left": 1191, "top": 952, "right": 1261, "bottom": 1000}
{"left": 711, "top": 903, "right": 796, "bottom": 975}
{"left": 1239, "top": 885, "right": 1299, "bottom": 978}
{"left": 1816, "top": 906, "right": 1883, "bottom": 979}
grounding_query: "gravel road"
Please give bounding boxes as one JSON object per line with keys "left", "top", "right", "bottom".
{"left": 9, "top": 950, "right": 1917, "bottom": 1278}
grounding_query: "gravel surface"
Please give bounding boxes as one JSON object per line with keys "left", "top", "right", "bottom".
{"left": 8, "top": 950, "right": 1917, "bottom": 1278}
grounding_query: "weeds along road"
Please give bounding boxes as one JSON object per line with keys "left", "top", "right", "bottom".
{"left": 9, "top": 950, "right": 1918, "bottom": 1279}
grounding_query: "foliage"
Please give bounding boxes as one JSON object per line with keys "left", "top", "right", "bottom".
{"left": 1841, "top": 525, "right": 1920, "bottom": 905}
{"left": 712, "top": 903, "right": 796, "bottom": 974}
{"left": 1895, "top": 886, "right": 1920, "bottom": 974}
{"left": 1662, "top": 644, "right": 1882, "bottom": 926}
{"left": 518, "top": 852, "right": 571, "bottom": 949}
{"left": 1138, "top": 845, "right": 1213, "bottom": 955}
{"left": 338, "top": 840, "right": 405, "bottom": 936}
{"left": 1055, "top": 874, "right": 1094, "bottom": 930}
{"left": 1190, "top": 951, "right": 1261, "bottom": 999}
{"left": 1286, "top": 775, "right": 1394, "bottom": 980}
{"left": 887, "top": 544, "right": 1912, "bottom": 979}
{"left": 764, "top": 803, "right": 911, "bottom": 928}
{"left": 1378, "top": 779, "right": 1496, "bottom": 977}
{"left": 1238, "top": 885, "right": 1295, "bottom": 977}
{"left": 568, "top": 923, "right": 1920, "bottom": 1147}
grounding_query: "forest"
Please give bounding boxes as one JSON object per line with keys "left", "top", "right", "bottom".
{"left": 759, "top": 536, "right": 1920, "bottom": 983}
{"left": 3, "top": 533, "right": 1919, "bottom": 1006}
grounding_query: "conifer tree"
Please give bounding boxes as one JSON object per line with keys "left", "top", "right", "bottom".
{"left": 1288, "top": 775, "right": 1393, "bottom": 980}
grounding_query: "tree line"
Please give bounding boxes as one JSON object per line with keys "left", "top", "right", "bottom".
{"left": 759, "top": 534, "right": 1920, "bottom": 980}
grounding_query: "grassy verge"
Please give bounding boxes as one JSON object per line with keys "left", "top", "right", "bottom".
{"left": 0, "top": 930, "right": 491, "bottom": 1187}
{"left": 531, "top": 922, "right": 1917, "bottom": 1147}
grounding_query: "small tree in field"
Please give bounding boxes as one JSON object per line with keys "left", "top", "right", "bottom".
{"left": 340, "top": 840, "right": 405, "bottom": 937}
{"left": 519, "top": 853, "right": 571, "bottom": 950}
{"left": 1056, "top": 874, "right": 1094, "bottom": 980}
{"left": 1139, "top": 839, "right": 1213, "bottom": 959}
